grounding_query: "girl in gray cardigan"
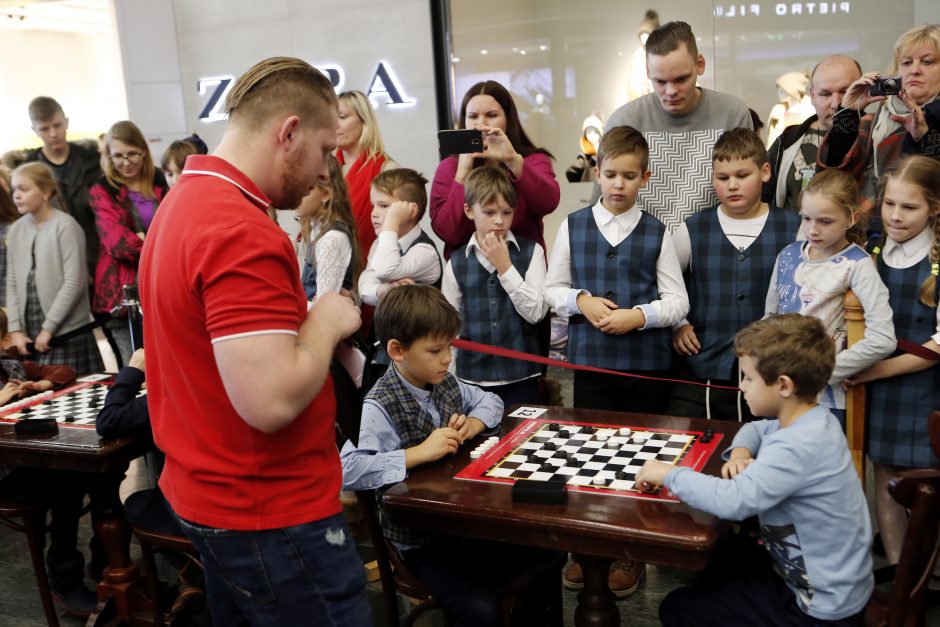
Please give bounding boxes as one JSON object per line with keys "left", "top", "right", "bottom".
{"left": 8, "top": 163, "right": 102, "bottom": 375}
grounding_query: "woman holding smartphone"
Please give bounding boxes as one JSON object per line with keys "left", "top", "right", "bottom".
{"left": 820, "top": 23, "right": 940, "bottom": 228}
{"left": 430, "top": 80, "right": 560, "bottom": 258}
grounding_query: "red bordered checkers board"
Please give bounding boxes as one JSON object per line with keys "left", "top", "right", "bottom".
{"left": 456, "top": 414, "right": 723, "bottom": 502}
{"left": 0, "top": 373, "right": 135, "bottom": 430}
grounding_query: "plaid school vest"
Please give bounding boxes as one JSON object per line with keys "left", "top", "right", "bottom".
{"left": 567, "top": 207, "right": 672, "bottom": 371}
{"left": 684, "top": 206, "right": 799, "bottom": 379}
{"left": 410, "top": 229, "right": 443, "bottom": 290}
{"left": 366, "top": 366, "right": 463, "bottom": 546}
{"left": 450, "top": 236, "right": 543, "bottom": 382}
{"left": 867, "top": 254, "right": 940, "bottom": 467}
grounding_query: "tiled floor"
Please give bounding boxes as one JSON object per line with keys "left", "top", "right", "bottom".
{"left": 2, "top": 366, "right": 939, "bottom": 626}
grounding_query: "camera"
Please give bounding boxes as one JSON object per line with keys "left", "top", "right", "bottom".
{"left": 869, "top": 76, "right": 901, "bottom": 97}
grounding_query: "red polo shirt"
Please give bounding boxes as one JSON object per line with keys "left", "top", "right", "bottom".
{"left": 139, "top": 155, "right": 340, "bottom": 530}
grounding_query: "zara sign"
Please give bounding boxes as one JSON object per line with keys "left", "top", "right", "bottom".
{"left": 197, "top": 60, "right": 415, "bottom": 122}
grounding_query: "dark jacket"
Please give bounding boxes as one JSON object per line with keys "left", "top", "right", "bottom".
{"left": 26, "top": 142, "right": 102, "bottom": 276}
{"left": 763, "top": 114, "right": 819, "bottom": 207}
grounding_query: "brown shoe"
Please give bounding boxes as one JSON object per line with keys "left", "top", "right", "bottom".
{"left": 609, "top": 561, "right": 645, "bottom": 598}
{"left": 562, "top": 561, "right": 583, "bottom": 590}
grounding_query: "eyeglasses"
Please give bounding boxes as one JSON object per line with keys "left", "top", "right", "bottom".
{"left": 110, "top": 151, "right": 143, "bottom": 164}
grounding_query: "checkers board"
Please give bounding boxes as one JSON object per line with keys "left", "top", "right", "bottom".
{"left": 0, "top": 375, "right": 140, "bottom": 430}
{"left": 455, "top": 417, "right": 723, "bottom": 501}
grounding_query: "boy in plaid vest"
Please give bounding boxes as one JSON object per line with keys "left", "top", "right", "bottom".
{"left": 544, "top": 125, "right": 689, "bottom": 597}
{"left": 442, "top": 167, "right": 548, "bottom": 407}
{"left": 669, "top": 128, "right": 800, "bottom": 421}
{"left": 340, "top": 285, "right": 556, "bottom": 626}
{"left": 358, "top": 168, "right": 442, "bottom": 306}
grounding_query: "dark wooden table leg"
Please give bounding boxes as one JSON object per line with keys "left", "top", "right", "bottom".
{"left": 86, "top": 512, "right": 152, "bottom": 626}
{"left": 573, "top": 553, "right": 621, "bottom": 627}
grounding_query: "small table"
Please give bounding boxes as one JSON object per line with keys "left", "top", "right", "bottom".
{"left": 0, "top": 375, "right": 155, "bottom": 626}
{"left": 382, "top": 406, "right": 741, "bottom": 627}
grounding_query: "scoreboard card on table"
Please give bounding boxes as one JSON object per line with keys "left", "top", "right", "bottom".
{"left": 456, "top": 417, "right": 723, "bottom": 502}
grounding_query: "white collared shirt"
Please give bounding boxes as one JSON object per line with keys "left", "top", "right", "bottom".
{"left": 544, "top": 200, "right": 689, "bottom": 327}
{"left": 442, "top": 231, "right": 548, "bottom": 385}
{"left": 358, "top": 225, "right": 442, "bottom": 306}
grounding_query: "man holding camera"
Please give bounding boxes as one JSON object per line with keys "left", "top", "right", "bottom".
{"left": 764, "top": 55, "right": 862, "bottom": 211}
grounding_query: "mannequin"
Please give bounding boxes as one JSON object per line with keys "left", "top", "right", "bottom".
{"left": 626, "top": 10, "right": 659, "bottom": 102}
{"left": 766, "top": 71, "right": 814, "bottom": 147}
{"left": 566, "top": 114, "right": 605, "bottom": 183}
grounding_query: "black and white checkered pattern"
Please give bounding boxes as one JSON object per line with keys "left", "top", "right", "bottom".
{"left": 9, "top": 385, "right": 134, "bottom": 426}
{"left": 484, "top": 424, "right": 694, "bottom": 492}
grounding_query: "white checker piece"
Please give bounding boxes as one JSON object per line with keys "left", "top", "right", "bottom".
{"left": 486, "top": 423, "right": 695, "bottom": 493}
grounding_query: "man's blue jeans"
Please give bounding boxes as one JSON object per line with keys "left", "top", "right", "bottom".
{"left": 176, "top": 512, "right": 370, "bottom": 626}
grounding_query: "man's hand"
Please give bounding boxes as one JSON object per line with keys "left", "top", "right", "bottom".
{"left": 576, "top": 294, "right": 617, "bottom": 326}
{"left": 672, "top": 324, "right": 701, "bottom": 355}
{"left": 597, "top": 308, "right": 645, "bottom": 335}
{"left": 636, "top": 460, "right": 672, "bottom": 492}
{"left": 305, "top": 291, "right": 361, "bottom": 346}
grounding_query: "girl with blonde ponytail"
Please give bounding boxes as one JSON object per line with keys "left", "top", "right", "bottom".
{"left": 846, "top": 154, "right": 940, "bottom": 567}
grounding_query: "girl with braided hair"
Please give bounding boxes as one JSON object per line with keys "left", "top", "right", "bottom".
{"left": 845, "top": 154, "right": 940, "bottom": 566}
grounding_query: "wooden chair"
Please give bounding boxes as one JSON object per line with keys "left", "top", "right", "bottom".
{"left": 0, "top": 495, "right": 60, "bottom": 627}
{"left": 865, "top": 468, "right": 940, "bottom": 627}
{"left": 355, "top": 490, "right": 564, "bottom": 627}
{"left": 927, "top": 411, "right": 940, "bottom": 461}
{"left": 133, "top": 525, "right": 203, "bottom": 627}
{"left": 844, "top": 290, "right": 867, "bottom": 484}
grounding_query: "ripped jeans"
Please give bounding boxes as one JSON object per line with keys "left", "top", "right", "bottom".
{"left": 175, "top": 511, "right": 370, "bottom": 626}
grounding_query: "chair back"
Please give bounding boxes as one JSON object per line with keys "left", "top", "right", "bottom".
{"left": 355, "top": 490, "right": 436, "bottom": 627}
{"left": 885, "top": 469, "right": 940, "bottom": 627}
{"left": 928, "top": 411, "right": 940, "bottom": 462}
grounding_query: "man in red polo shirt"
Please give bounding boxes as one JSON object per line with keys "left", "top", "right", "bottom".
{"left": 138, "top": 57, "right": 369, "bottom": 625}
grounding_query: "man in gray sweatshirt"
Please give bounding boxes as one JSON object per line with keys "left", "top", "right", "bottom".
{"left": 637, "top": 314, "right": 872, "bottom": 626}
{"left": 598, "top": 21, "right": 753, "bottom": 232}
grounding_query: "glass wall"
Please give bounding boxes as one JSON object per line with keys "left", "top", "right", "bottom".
{"left": 446, "top": 0, "right": 919, "bottom": 242}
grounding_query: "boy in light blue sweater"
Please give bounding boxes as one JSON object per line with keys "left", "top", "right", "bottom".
{"left": 637, "top": 313, "right": 872, "bottom": 626}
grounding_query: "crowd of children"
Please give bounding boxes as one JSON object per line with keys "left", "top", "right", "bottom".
{"left": 2, "top": 23, "right": 939, "bottom": 627}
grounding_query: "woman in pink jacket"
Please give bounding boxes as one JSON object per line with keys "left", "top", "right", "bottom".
{"left": 430, "top": 80, "right": 560, "bottom": 258}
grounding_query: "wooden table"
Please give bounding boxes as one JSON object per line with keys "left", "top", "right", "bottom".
{"left": 0, "top": 376, "right": 155, "bottom": 626}
{"left": 382, "top": 406, "right": 741, "bottom": 627}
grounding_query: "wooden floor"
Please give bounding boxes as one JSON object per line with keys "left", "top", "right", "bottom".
{"left": 2, "top": 366, "right": 939, "bottom": 626}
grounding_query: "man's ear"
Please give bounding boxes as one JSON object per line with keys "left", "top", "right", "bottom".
{"left": 386, "top": 338, "right": 406, "bottom": 363}
{"left": 275, "top": 115, "right": 302, "bottom": 151}
{"left": 695, "top": 54, "right": 706, "bottom": 76}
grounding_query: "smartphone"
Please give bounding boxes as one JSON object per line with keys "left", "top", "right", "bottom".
{"left": 438, "top": 129, "right": 484, "bottom": 155}
{"left": 869, "top": 76, "right": 902, "bottom": 97}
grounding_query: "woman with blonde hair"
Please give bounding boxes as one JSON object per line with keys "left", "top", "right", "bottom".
{"left": 89, "top": 121, "right": 167, "bottom": 363}
{"left": 335, "top": 90, "right": 397, "bottom": 260}
{"left": 820, "top": 23, "right": 940, "bottom": 229}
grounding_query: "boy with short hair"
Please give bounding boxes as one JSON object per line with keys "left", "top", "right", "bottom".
{"left": 638, "top": 314, "right": 872, "bottom": 626}
{"left": 668, "top": 128, "right": 800, "bottom": 421}
{"left": 340, "top": 284, "right": 555, "bottom": 626}
{"left": 358, "top": 168, "right": 442, "bottom": 306}
{"left": 544, "top": 124, "right": 689, "bottom": 596}
{"left": 442, "top": 167, "right": 548, "bottom": 406}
